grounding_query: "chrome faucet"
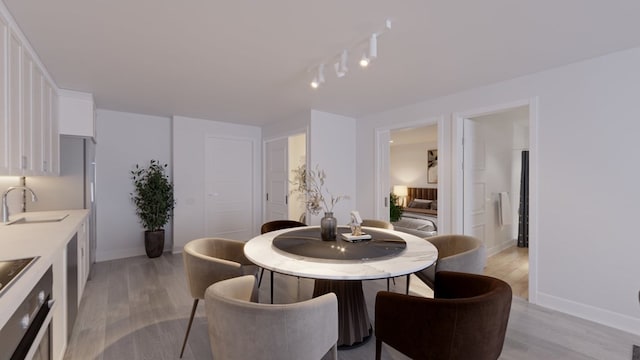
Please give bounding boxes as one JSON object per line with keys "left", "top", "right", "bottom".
{"left": 2, "top": 186, "right": 38, "bottom": 223}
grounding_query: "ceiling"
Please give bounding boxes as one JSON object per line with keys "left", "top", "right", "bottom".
{"left": 4, "top": 1, "right": 640, "bottom": 126}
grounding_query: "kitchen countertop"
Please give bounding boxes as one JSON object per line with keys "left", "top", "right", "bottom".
{"left": 0, "top": 209, "right": 89, "bottom": 329}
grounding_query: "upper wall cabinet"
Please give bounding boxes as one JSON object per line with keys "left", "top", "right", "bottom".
{"left": 59, "top": 89, "right": 95, "bottom": 139}
{"left": 0, "top": 15, "right": 8, "bottom": 174}
{"left": 0, "top": 10, "right": 59, "bottom": 176}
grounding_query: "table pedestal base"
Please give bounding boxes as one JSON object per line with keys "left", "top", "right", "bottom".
{"left": 313, "top": 279, "right": 371, "bottom": 347}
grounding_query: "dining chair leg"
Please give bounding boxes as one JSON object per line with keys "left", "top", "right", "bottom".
{"left": 180, "top": 298, "right": 199, "bottom": 358}
{"left": 257, "top": 268, "right": 264, "bottom": 287}
{"left": 386, "top": 277, "right": 397, "bottom": 291}
{"left": 375, "top": 339, "right": 382, "bottom": 360}
{"left": 270, "top": 271, "right": 274, "bottom": 304}
{"left": 405, "top": 274, "right": 410, "bottom": 294}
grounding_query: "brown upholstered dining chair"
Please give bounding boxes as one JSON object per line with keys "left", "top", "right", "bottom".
{"left": 416, "top": 234, "right": 486, "bottom": 289}
{"left": 205, "top": 275, "right": 339, "bottom": 360}
{"left": 259, "top": 220, "right": 306, "bottom": 302}
{"left": 375, "top": 271, "right": 512, "bottom": 360}
{"left": 179, "top": 237, "right": 258, "bottom": 358}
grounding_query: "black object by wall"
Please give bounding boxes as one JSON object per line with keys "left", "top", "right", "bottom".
{"left": 517, "top": 150, "right": 529, "bottom": 248}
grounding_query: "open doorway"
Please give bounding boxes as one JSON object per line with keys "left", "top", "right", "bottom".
{"left": 462, "top": 105, "right": 530, "bottom": 299}
{"left": 390, "top": 125, "right": 438, "bottom": 190}
{"left": 264, "top": 133, "right": 306, "bottom": 223}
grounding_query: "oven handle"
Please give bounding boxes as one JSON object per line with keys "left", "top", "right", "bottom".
{"left": 24, "top": 299, "right": 55, "bottom": 360}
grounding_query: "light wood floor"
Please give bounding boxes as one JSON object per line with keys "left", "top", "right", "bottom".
{"left": 484, "top": 245, "right": 529, "bottom": 299}
{"left": 64, "top": 252, "right": 639, "bottom": 360}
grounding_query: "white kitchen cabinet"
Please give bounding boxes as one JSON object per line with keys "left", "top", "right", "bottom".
{"left": 0, "top": 10, "right": 59, "bottom": 176}
{"left": 58, "top": 89, "right": 95, "bottom": 139}
{"left": 31, "top": 64, "right": 43, "bottom": 173}
{"left": 0, "top": 14, "right": 8, "bottom": 174}
{"left": 77, "top": 215, "right": 89, "bottom": 301}
{"left": 21, "top": 49, "right": 33, "bottom": 175}
{"left": 49, "top": 82, "right": 59, "bottom": 175}
{"left": 51, "top": 245, "right": 67, "bottom": 360}
{"left": 8, "top": 29, "right": 21, "bottom": 173}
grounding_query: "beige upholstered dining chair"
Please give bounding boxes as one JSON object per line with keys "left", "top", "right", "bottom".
{"left": 205, "top": 275, "right": 339, "bottom": 360}
{"left": 416, "top": 234, "right": 486, "bottom": 289}
{"left": 361, "top": 219, "right": 394, "bottom": 230}
{"left": 179, "top": 238, "right": 258, "bottom": 358}
{"left": 375, "top": 271, "right": 512, "bottom": 360}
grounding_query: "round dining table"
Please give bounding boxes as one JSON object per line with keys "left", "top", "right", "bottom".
{"left": 244, "top": 225, "right": 438, "bottom": 347}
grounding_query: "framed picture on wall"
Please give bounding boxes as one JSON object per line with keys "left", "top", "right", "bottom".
{"left": 427, "top": 149, "right": 438, "bottom": 184}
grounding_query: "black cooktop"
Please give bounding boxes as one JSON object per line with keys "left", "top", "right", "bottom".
{"left": 0, "top": 257, "right": 38, "bottom": 297}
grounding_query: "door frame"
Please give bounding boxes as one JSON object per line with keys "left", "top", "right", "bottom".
{"left": 262, "top": 126, "right": 309, "bottom": 225}
{"left": 453, "top": 97, "right": 539, "bottom": 304}
{"left": 374, "top": 116, "right": 444, "bottom": 227}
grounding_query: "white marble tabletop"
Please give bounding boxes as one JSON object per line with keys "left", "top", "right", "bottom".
{"left": 244, "top": 226, "right": 438, "bottom": 281}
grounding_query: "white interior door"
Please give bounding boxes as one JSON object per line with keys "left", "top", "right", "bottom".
{"left": 205, "top": 136, "right": 254, "bottom": 239}
{"left": 265, "top": 138, "right": 288, "bottom": 221}
{"left": 463, "top": 119, "right": 487, "bottom": 244}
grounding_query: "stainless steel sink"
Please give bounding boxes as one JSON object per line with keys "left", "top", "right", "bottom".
{"left": 6, "top": 214, "right": 69, "bottom": 225}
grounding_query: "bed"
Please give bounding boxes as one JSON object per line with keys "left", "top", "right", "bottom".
{"left": 392, "top": 187, "right": 438, "bottom": 238}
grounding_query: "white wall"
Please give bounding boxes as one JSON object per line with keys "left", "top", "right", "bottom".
{"left": 95, "top": 109, "right": 172, "bottom": 261}
{"left": 308, "top": 110, "right": 356, "bottom": 226}
{"left": 172, "top": 115, "right": 261, "bottom": 252}
{"left": 390, "top": 141, "right": 437, "bottom": 188}
{"left": 262, "top": 110, "right": 309, "bottom": 140}
{"left": 356, "top": 47, "right": 640, "bottom": 334}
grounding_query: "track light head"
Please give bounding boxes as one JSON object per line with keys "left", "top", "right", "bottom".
{"left": 318, "top": 64, "right": 325, "bottom": 83}
{"left": 359, "top": 53, "right": 370, "bottom": 67}
{"left": 340, "top": 50, "right": 349, "bottom": 73}
{"left": 334, "top": 62, "right": 346, "bottom": 77}
{"left": 310, "top": 77, "right": 319, "bottom": 89}
{"left": 369, "top": 34, "right": 378, "bottom": 59}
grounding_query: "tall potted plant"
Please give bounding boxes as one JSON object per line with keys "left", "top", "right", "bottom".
{"left": 131, "top": 160, "right": 175, "bottom": 258}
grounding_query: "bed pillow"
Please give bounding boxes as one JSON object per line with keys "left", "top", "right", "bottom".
{"left": 407, "top": 199, "right": 433, "bottom": 209}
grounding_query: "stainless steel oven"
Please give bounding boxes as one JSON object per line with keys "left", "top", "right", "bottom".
{"left": 0, "top": 266, "right": 54, "bottom": 360}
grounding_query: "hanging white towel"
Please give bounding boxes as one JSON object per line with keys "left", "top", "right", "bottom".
{"left": 499, "top": 192, "right": 512, "bottom": 226}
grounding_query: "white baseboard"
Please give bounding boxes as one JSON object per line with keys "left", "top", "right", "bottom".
{"left": 96, "top": 247, "right": 146, "bottom": 262}
{"left": 537, "top": 291, "right": 640, "bottom": 336}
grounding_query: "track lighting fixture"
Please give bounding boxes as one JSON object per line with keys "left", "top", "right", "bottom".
{"left": 308, "top": 19, "right": 391, "bottom": 89}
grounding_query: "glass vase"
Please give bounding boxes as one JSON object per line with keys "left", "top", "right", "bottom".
{"left": 320, "top": 212, "right": 337, "bottom": 241}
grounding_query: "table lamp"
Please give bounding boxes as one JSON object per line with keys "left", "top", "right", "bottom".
{"left": 393, "top": 185, "right": 408, "bottom": 207}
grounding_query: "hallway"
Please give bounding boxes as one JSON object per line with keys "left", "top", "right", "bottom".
{"left": 485, "top": 244, "right": 529, "bottom": 299}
